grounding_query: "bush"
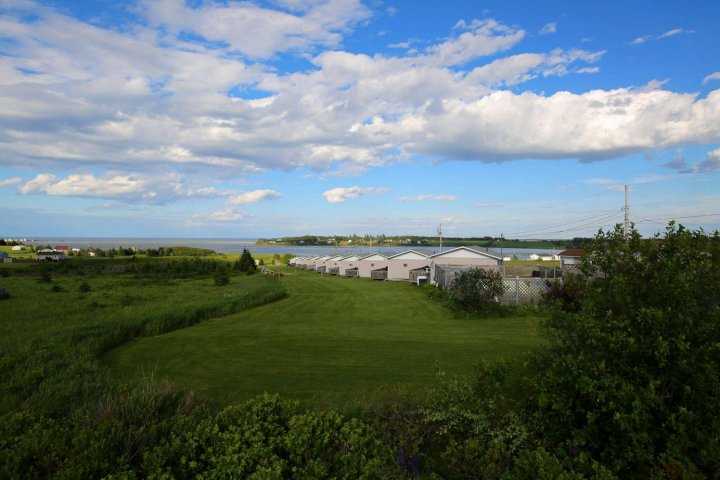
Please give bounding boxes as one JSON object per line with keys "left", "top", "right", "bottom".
{"left": 51, "top": 285, "right": 64, "bottom": 293}
{"left": 448, "top": 268, "right": 505, "bottom": 312}
{"left": 78, "top": 281, "right": 91, "bottom": 294}
{"left": 530, "top": 223, "right": 720, "bottom": 477}
{"left": 213, "top": 270, "right": 230, "bottom": 286}
{"left": 541, "top": 272, "right": 585, "bottom": 312}
{"left": 0, "top": 288, "right": 10, "bottom": 300}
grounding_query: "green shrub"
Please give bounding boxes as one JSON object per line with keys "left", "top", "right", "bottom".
{"left": 448, "top": 267, "right": 505, "bottom": 312}
{"left": 79, "top": 281, "right": 92, "bottom": 294}
{"left": 214, "top": 270, "right": 230, "bottom": 286}
{"left": 541, "top": 272, "right": 585, "bottom": 312}
{"left": 530, "top": 223, "right": 720, "bottom": 477}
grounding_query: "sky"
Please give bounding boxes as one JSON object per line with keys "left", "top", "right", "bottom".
{"left": 1, "top": 0, "right": 719, "bottom": 239}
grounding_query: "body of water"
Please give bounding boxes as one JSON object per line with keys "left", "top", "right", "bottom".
{"left": 25, "top": 237, "right": 561, "bottom": 259}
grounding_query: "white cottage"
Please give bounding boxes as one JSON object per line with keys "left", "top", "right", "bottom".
{"left": 337, "top": 255, "right": 361, "bottom": 276}
{"left": 429, "top": 246, "right": 503, "bottom": 283}
{"left": 357, "top": 253, "right": 388, "bottom": 279}
{"left": 387, "top": 250, "right": 430, "bottom": 281}
{"left": 324, "top": 255, "right": 345, "bottom": 275}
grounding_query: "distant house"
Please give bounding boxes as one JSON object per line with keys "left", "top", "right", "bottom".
{"left": 54, "top": 245, "right": 70, "bottom": 252}
{"left": 357, "top": 253, "right": 388, "bottom": 279}
{"left": 36, "top": 249, "right": 65, "bottom": 261}
{"left": 387, "top": 250, "right": 430, "bottom": 281}
{"left": 3, "top": 257, "right": 14, "bottom": 263}
{"left": 558, "top": 249, "right": 585, "bottom": 273}
{"left": 11, "top": 245, "right": 24, "bottom": 251}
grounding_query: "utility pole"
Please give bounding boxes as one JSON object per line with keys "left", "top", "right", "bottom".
{"left": 624, "top": 185, "right": 630, "bottom": 238}
{"left": 500, "top": 233, "right": 503, "bottom": 259}
{"left": 437, "top": 223, "right": 443, "bottom": 251}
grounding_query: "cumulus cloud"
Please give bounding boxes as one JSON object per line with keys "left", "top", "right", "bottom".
{"left": 0, "top": 2, "right": 719, "bottom": 203}
{"left": 322, "top": 186, "right": 388, "bottom": 203}
{"left": 704, "top": 72, "right": 720, "bottom": 85}
{"left": 400, "top": 194, "right": 457, "bottom": 202}
{"left": 0, "top": 177, "right": 23, "bottom": 187}
{"left": 227, "top": 189, "right": 283, "bottom": 205}
{"left": 539, "top": 22, "right": 557, "bottom": 35}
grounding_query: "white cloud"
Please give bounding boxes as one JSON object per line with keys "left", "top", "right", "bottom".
{"left": 207, "top": 209, "right": 248, "bottom": 222}
{"left": 400, "top": 194, "right": 457, "bottom": 202}
{"left": 227, "top": 189, "right": 283, "bottom": 205}
{"left": 19, "top": 173, "right": 146, "bottom": 198}
{"left": 141, "top": 0, "right": 371, "bottom": 59}
{"left": 584, "top": 178, "right": 616, "bottom": 185}
{"left": 465, "top": 49, "right": 603, "bottom": 86}
{"left": 16, "top": 171, "right": 238, "bottom": 203}
{"left": 539, "top": 22, "right": 556, "bottom": 35}
{"left": 631, "top": 28, "right": 693, "bottom": 45}
{"left": 322, "top": 186, "right": 388, "bottom": 203}
{"left": 429, "top": 19, "right": 525, "bottom": 65}
{"left": 0, "top": 177, "right": 23, "bottom": 187}
{"left": 576, "top": 66, "right": 600, "bottom": 74}
{"left": 703, "top": 72, "right": 720, "bottom": 85}
{"left": 0, "top": 2, "right": 719, "bottom": 199}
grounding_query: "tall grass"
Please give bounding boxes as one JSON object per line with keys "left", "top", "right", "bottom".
{"left": 0, "top": 269, "right": 286, "bottom": 415}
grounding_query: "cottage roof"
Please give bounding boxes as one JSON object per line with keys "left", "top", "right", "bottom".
{"left": 558, "top": 248, "right": 586, "bottom": 257}
{"left": 429, "top": 246, "right": 502, "bottom": 261}
{"left": 358, "top": 253, "right": 387, "bottom": 260}
{"left": 387, "top": 250, "right": 429, "bottom": 260}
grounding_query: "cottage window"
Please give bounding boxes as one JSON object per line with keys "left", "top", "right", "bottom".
{"left": 403, "top": 263, "right": 407, "bottom": 267}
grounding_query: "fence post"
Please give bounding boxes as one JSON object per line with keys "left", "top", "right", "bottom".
{"left": 515, "top": 276, "right": 520, "bottom": 305}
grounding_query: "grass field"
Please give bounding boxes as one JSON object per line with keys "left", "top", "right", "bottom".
{"left": 107, "top": 270, "right": 544, "bottom": 410}
{"left": 0, "top": 266, "right": 285, "bottom": 413}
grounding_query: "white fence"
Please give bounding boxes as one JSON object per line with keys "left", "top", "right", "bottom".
{"left": 434, "top": 264, "right": 557, "bottom": 304}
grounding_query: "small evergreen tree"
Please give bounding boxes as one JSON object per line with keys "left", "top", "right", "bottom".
{"left": 235, "top": 249, "right": 257, "bottom": 274}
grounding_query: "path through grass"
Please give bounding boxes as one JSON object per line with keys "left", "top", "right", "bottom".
{"left": 107, "top": 271, "right": 544, "bottom": 409}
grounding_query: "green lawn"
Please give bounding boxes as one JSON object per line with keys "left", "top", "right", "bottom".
{"left": 107, "top": 270, "right": 544, "bottom": 410}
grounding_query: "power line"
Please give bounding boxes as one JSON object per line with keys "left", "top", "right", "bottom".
{"left": 509, "top": 210, "right": 624, "bottom": 239}
{"left": 504, "top": 208, "right": 624, "bottom": 237}
{"left": 634, "top": 213, "right": 720, "bottom": 225}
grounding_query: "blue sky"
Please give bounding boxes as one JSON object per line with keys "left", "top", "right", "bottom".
{"left": 1, "top": 0, "right": 719, "bottom": 238}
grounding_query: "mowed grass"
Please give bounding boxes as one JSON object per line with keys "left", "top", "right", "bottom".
{"left": 107, "top": 270, "right": 544, "bottom": 410}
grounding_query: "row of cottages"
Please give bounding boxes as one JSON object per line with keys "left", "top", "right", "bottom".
{"left": 289, "top": 247, "right": 503, "bottom": 283}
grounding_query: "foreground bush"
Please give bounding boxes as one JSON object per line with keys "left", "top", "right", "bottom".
{"left": 531, "top": 223, "right": 720, "bottom": 478}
